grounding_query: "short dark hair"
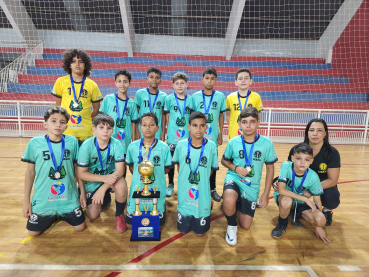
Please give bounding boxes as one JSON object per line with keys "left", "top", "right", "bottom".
{"left": 44, "top": 106, "right": 70, "bottom": 122}
{"left": 188, "top": 111, "right": 206, "bottom": 125}
{"left": 140, "top": 112, "right": 159, "bottom": 126}
{"left": 293, "top": 142, "right": 313, "bottom": 157}
{"left": 304, "top": 118, "right": 331, "bottom": 155}
{"left": 147, "top": 67, "right": 162, "bottom": 78}
{"left": 235, "top": 68, "right": 252, "bottom": 80}
{"left": 239, "top": 107, "right": 258, "bottom": 121}
{"left": 93, "top": 114, "right": 114, "bottom": 127}
{"left": 62, "top": 49, "right": 92, "bottom": 77}
{"left": 202, "top": 67, "right": 217, "bottom": 78}
{"left": 172, "top": 72, "right": 188, "bottom": 83}
{"left": 115, "top": 69, "right": 132, "bottom": 82}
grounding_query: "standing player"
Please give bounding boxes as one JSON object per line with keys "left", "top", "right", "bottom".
{"left": 164, "top": 72, "right": 193, "bottom": 197}
{"left": 221, "top": 107, "right": 277, "bottom": 246}
{"left": 51, "top": 49, "right": 103, "bottom": 146}
{"left": 191, "top": 68, "right": 227, "bottom": 202}
{"left": 172, "top": 112, "right": 219, "bottom": 236}
{"left": 226, "top": 68, "right": 263, "bottom": 140}
{"left": 22, "top": 106, "right": 85, "bottom": 236}
{"left": 134, "top": 67, "right": 167, "bottom": 141}
{"left": 125, "top": 113, "right": 172, "bottom": 229}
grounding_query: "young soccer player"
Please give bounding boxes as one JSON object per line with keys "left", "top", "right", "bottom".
{"left": 164, "top": 72, "right": 193, "bottom": 197}
{"left": 99, "top": 69, "right": 139, "bottom": 160}
{"left": 221, "top": 107, "right": 277, "bottom": 246}
{"left": 191, "top": 67, "right": 227, "bottom": 202}
{"left": 125, "top": 112, "right": 172, "bottom": 229}
{"left": 22, "top": 106, "right": 85, "bottom": 236}
{"left": 272, "top": 143, "right": 329, "bottom": 243}
{"left": 134, "top": 67, "right": 167, "bottom": 141}
{"left": 172, "top": 112, "right": 219, "bottom": 236}
{"left": 51, "top": 49, "right": 103, "bottom": 146}
{"left": 77, "top": 114, "right": 128, "bottom": 232}
{"left": 226, "top": 68, "right": 263, "bottom": 140}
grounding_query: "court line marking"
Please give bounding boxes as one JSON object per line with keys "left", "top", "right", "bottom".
{"left": 0, "top": 253, "right": 3, "bottom": 258}
{"left": 20, "top": 221, "right": 62, "bottom": 243}
{"left": 337, "top": 179, "right": 369, "bottom": 184}
{"left": 337, "top": 265, "right": 362, "bottom": 271}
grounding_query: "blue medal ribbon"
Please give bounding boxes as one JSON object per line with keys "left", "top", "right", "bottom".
{"left": 115, "top": 93, "right": 129, "bottom": 121}
{"left": 46, "top": 135, "right": 65, "bottom": 176}
{"left": 187, "top": 137, "right": 205, "bottom": 174}
{"left": 237, "top": 90, "right": 250, "bottom": 112}
{"left": 202, "top": 89, "right": 215, "bottom": 117}
{"left": 291, "top": 164, "right": 308, "bottom": 194}
{"left": 146, "top": 87, "right": 159, "bottom": 112}
{"left": 139, "top": 138, "right": 157, "bottom": 163}
{"left": 174, "top": 93, "right": 187, "bottom": 119}
{"left": 70, "top": 75, "right": 86, "bottom": 105}
{"left": 241, "top": 134, "right": 257, "bottom": 168}
{"left": 95, "top": 138, "right": 111, "bottom": 173}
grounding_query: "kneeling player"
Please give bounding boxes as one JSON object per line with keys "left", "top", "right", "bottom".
{"left": 271, "top": 143, "right": 329, "bottom": 243}
{"left": 22, "top": 106, "right": 85, "bottom": 236}
{"left": 77, "top": 114, "right": 128, "bottom": 233}
{"left": 172, "top": 112, "right": 219, "bottom": 236}
{"left": 221, "top": 107, "right": 277, "bottom": 245}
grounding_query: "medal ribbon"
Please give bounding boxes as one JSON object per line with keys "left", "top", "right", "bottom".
{"left": 291, "top": 164, "right": 308, "bottom": 194}
{"left": 139, "top": 138, "right": 157, "bottom": 163}
{"left": 115, "top": 93, "right": 129, "bottom": 121}
{"left": 241, "top": 134, "right": 257, "bottom": 168}
{"left": 46, "top": 135, "right": 65, "bottom": 174}
{"left": 146, "top": 87, "right": 159, "bottom": 113}
{"left": 202, "top": 89, "right": 215, "bottom": 116}
{"left": 237, "top": 90, "right": 250, "bottom": 112}
{"left": 70, "top": 75, "right": 86, "bottom": 105}
{"left": 95, "top": 138, "right": 111, "bottom": 173}
{"left": 174, "top": 93, "right": 187, "bottom": 119}
{"left": 187, "top": 137, "right": 205, "bottom": 174}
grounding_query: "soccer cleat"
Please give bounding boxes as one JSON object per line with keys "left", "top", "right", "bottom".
{"left": 323, "top": 210, "right": 333, "bottom": 226}
{"left": 225, "top": 225, "right": 238, "bottom": 246}
{"left": 211, "top": 190, "right": 221, "bottom": 202}
{"left": 271, "top": 224, "right": 287, "bottom": 238}
{"left": 116, "top": 214, "right": 127, "bottom": 233}
{"left": 166, "top": 183, "right": 174, "bottom": 197}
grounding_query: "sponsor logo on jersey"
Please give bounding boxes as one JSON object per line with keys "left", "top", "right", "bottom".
{"left": 70, "top": 114, "right": 82, "bottom": 125}
{"left": 205, "top": 125, "right": 212, "bottom": 135}
{"left": 237, "top": 128, "right": 243, "bottom": 135}
{"left": 188, "top": 186, "right": 199, "bottom": 200}
{"left": 318, "top": 163, "right": 328, "bottom": 173}
{"left": 48, "top": 182, "right": 68, "bottom": 201}
{"left": 176, "top": 128, "right": 185, "bottom": 138}
{"left": 117, "top": 130, "right": 125, "bottom": 140}
{"left": 239, "top": 178, "right": 252, "bottom": 186}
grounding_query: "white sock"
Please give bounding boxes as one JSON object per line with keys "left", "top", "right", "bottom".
{"left": 323, "top": 208, "right": 332, "bottom": 212}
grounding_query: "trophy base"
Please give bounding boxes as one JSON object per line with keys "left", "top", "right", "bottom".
{"left": 133, "top": 191, "right": 160, "bottom": 199}
{"left": 130, "top": 231, "right": 161, "bottom": 242}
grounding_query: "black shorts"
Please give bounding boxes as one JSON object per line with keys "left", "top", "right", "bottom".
{"left": 86, "top": 187, "right": 111, "bottom": 206}
{"left": 26, "top": 206, "right": 85, "bottom": 232}
{"left": 125, "top": 210, "right": 166, "bottom": 227}
{"left": 177, "top": 212, "right": 211, "bottom": 235}
{"left": 276, "top": 196, "right": 320, "bottom": 220}
{"left": 223, "top": 180, "right": 257, "bottom": 217}
{"left": 168, "top": 144, "right": 176, "bottom": 155}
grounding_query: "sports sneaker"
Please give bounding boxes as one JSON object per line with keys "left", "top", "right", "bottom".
{"left": 291, "top": 215, "right": 303, "bottom": 228}
{"left": 116, "top": 214, "right": 127, "bottom": 233}
{"left": 211, "top": 190, "right": 221, "bottom": 202}
{"left": 323, "top": 210, "right": 333, "bottom": 226}
{"left": 166, "top": 183, "right": 174, "bottom": 197}
{"left": 271, "top": 224, "right": 287, "bottom": 238}
{"left": 225, "top": 225, "right": 237, "bottom": 246}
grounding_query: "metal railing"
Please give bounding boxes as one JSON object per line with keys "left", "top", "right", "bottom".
{"left": 0, "top": 100, "right": 368, "bottom": 144}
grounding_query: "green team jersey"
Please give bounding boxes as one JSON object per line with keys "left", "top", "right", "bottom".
{"left": 99, "top": 94, "right": 139, "bottom": 155}
{"left": 223, "top": 135, "right": 278, "bottom": 201}
{"left": 77, "top": 136, "right": 125, "bottom": 192}
{"left": 274, "top": 161, "right": 323, "bottom": 205}
{"left": 134, "top": 88, "right": 167, "bottom": 140}
{"left": 172, "top": 138, "right": 219, "bottom": 218}
{"left": 191, "top": 90, "right": 227, "bottom": 145}
{"left": 164, "top": 93, "right": 193, "bottom": 146}
{"left": 125, "top": 139, "right": 172, "bottom": 213}
{"left": 21, "top": 135, "right": 80, "bottom": 214}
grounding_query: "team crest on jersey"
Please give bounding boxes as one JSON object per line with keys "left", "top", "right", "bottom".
{"left": 189, "top": 171, "right": 200, "bottom": 184}
{"left": 48, "top": 166, "right": 67, "bottom": 180}
{"left": 153, "top": 156, "right": 161, "bottom": 166}
{"left": 253, "top": 151, "right": 262, "bottom": 161}
{"left": 200, "top": 156, "right": 207, "bottom": 167}
{"left": 116, "top": 118, "right": 126, "bottom": 128}
{"left": 212, "top": 102, "right": 217, "bottom": 108}
{"left": 93, "top": 168, "right": 106, "bottom": 175}
{"left": 156, "top": 101, "right": 162, "bottom": 108}
{"left": 69, "top": 101, "right": 83, "bottom": 112}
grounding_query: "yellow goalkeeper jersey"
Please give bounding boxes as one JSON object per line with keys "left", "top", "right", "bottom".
{"left": 226, "top": 91, "right": 263, "bottom": 140}
{"left": 51, "top": 75, "right": 103, "bottom": 141}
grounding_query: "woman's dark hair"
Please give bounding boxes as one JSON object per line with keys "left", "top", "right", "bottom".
{"left": 62, "top": 49, "right": 92, "bottom": 77}
{"left": 304, "top": 118, "right": 331, "bottom": 155}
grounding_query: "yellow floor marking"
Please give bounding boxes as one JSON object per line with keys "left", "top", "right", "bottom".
{"left": 20, "top": 236, "right": 34, "bottom": 244}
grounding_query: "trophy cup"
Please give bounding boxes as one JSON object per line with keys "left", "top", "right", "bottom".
{"left": 130, "top": 144, "right": 161, "bottom": 241}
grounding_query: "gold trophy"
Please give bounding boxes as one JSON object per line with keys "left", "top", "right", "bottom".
{"left": 151, "top": 198, "right": 160, "bottom": 216}
{"left": 138, "top": 145, "right": 155, "bottom": 196}
{"left": 133, "top": 198, "right": 142, "bottom": 216}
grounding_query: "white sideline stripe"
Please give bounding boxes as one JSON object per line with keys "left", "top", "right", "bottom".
{"left": 0, "top": 264, "right": 318, "bottom": 277}
{"left": 337, "top": 265, "right": 362, "bottom": 271}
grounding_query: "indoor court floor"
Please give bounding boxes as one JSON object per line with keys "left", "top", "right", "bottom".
{"left": 0, "top": 137, "right": 368, "bottom": 277}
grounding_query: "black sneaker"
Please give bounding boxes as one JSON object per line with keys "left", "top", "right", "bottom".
{"left": 271, "top": 224, "right": 287, "bottom": 238}
{"left": 211, "top": 190, "right": 221, "bottom": 202}
{"left": 323, "top": 210, "right": 333, "bottom": 226}
{"left": 290, "top": 215, "right": 303, "bottom": 228}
